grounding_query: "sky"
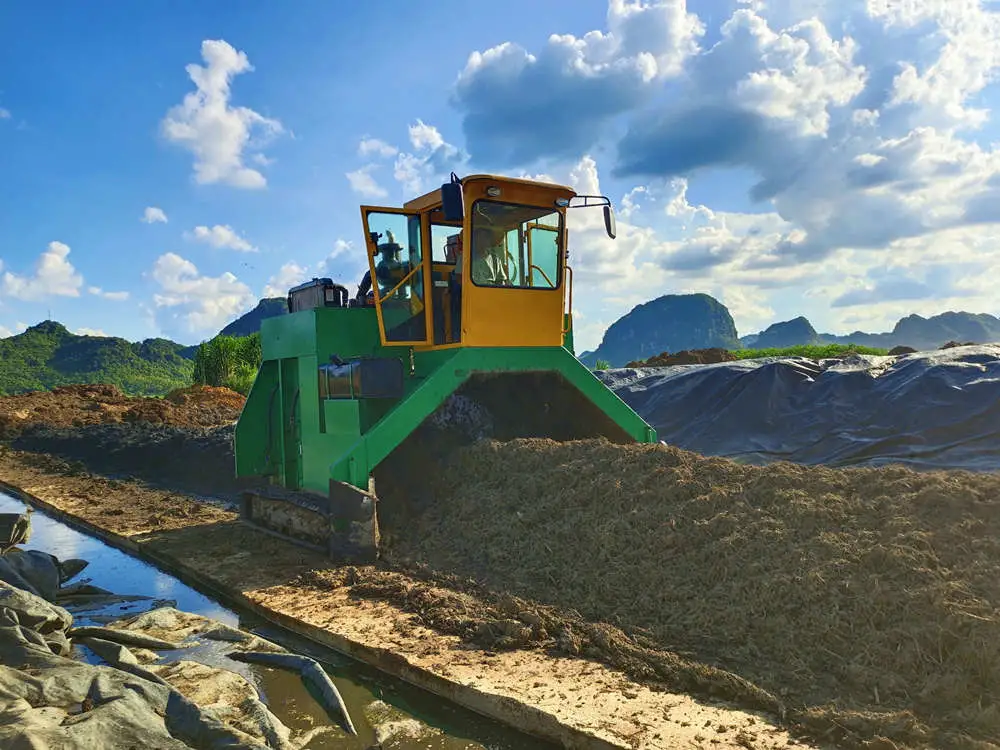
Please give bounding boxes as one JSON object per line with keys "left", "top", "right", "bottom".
{"left": 1, "top": 0, "right": 1000, "bottom": 352}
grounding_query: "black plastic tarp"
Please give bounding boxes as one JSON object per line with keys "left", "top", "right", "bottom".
{"left": 597, "top": 344, "right": 1000, "bottom": 472}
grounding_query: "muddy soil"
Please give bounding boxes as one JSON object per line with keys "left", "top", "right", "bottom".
{"left": 0, "top": 384, "right": 244, "bottom": 439}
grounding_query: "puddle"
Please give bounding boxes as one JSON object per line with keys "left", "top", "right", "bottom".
{"left": 0, "top": 491, "right": 556, "bottom": 749}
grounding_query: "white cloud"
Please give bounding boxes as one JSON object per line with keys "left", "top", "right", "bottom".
{"left": 726, "top": 13, "right": 867, "bottom": 138}
{"left": 161, "top": 39, "right": 283, "bottom": 189}
{"left": 452, "top": 0, "right": 704, "bottom": 166}
{"left": 74, "top": 327, "right": 108, "bottom": 337}
{"left": 392, "top": 121, "right": 465, "bottom": 196}
{"left": 408, "top": 120, "right": 444, "bottom": 151}
{"left": 261, "top": 238, "right": 363, "bottom": 300}
{"left": 346, "top": 165, "right": 388, "bottom": 198}
{"left": 185, "top": 224, "right": 257, "bottom": 252}
{"left": 0, "top": 108, "right": 10, "bottom": 120}
{"left": 1, "top": 241, "right": 84, "bottom": 301}
{"left": 141, "top": 206, "right": 168, "bottom": 224}
{"left": 88, "top": 286, "right": 130, "bottom": 301}
{"left": 870, "top": 0, "right": 1000, "bottom": 129}
{"left": 150, "top": 252, "right": 255, "bottom": 336}
{"left": 359, "top": 138, "right": 397, "bottom": 159}
{"left": 263, "top": 262, "right": 308, "bottom": 297}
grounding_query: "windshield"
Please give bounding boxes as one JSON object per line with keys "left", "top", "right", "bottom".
{"left": 469, "top": 200, "right": 563, "bottom": 289}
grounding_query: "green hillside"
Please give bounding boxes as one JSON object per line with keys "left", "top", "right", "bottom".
{"left": 0, "top": 321, "right": 194, "bottom": 396}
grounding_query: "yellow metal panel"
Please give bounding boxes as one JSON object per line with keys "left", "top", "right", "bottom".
{"left": 463, "top": 286, "right": 565, "bottom": 347}
{"left": 462, "top": 174, "right": 575, "bottom": 195}
{"left": 461, "top": 178, "right": 574, "bottom": 208}
{"left": 403, "top": 188, "right": 443, "bottom": 212}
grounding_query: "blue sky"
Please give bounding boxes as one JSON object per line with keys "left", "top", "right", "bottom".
{"left": 2, "top": 0, "right": 999, "bottom": 352}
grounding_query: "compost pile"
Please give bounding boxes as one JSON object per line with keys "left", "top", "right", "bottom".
{"left": 10, "top": 424, "right": 249, "bottom": 499}
{"left": 387, "top": 437, "right": 1000, "bottom": 749}
{"left": 0, "top": 384, "right": 244, "bottom": 439}
{"left": 625, "top": 348, "right": 738, "bottom": 367}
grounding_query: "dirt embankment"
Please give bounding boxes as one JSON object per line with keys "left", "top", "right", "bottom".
{"left": 0, "top": 384, "right": 244, "bottom": 436}
{"left": 0, "top": 385, "right": 249, "bottom": 497}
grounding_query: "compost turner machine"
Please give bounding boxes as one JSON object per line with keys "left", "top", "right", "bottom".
{"left": 234, "top": 173, "right": 657, "bottom": 560}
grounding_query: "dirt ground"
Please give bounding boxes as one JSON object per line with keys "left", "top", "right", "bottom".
{"left": 0, "top": 384, "right": 244, "bottom": 438}
{"left": 0, "top": 450, "right": 806, "bottom": 750}
{"left": 2, "top": 386, "right": 999, "bottom": 749}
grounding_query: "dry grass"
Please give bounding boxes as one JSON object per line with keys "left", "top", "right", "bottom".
{"left": 386, "top": 438, "right": 1000, "bottom": 748}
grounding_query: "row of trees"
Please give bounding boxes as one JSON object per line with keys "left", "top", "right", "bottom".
{"left": 192, "top": 333, "right": 262, "bottom": 394}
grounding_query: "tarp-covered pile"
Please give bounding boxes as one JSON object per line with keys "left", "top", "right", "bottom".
{"left": 598, "top": 344, "right": 1000, "bottom": 471}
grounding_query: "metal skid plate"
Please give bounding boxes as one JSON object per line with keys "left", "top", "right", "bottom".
{"left": 239, "top": 482, "right": 380, "bottom": 562}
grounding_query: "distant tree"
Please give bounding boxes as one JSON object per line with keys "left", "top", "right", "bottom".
{"left": 193, "top": 333, "right": 262, "bottom": 394}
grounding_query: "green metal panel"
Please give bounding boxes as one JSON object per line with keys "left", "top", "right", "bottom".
{"left": 234, "top": 358, "right": 279, "bottom": 478}
{"left": 330, "top": 345, "right": 655, "bottom": 486}
{"left": 279, "top": 358, "right": 301, "bottom": 489}
{"left": 261, "top": 310, "right": 318, "bottom": 360}
{"left": 237, "top": 305, "right": 657, "bottom": 497}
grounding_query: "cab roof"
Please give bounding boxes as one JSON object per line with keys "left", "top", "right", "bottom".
{"left": 403, "top": 174, "right": 576, "bottom": 212}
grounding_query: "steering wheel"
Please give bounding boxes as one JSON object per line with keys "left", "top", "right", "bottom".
{"left": 502, "top": 248, "right": 518, "bottom": 285}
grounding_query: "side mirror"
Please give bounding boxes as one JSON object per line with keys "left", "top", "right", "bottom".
{"left": 441, "top": 173, "right": 464, "bottom": 222}
{"left": 603, "top": 205, "right": 617, "bottom": 240}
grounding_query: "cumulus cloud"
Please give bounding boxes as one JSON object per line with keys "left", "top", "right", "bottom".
{"left": 1, "top": 241, "right": 84, "bottom": 301}
{"left": 358, "top": 138, "right": 397, "bottom": 158}
{"left": 346, "top": 165, "right": 388, "bottom": 199}
{"left": 74, "top": 327, "right": 108, "bottom": 337}
{"left": 393, "top": 120, "right": 465, "bottom": 195}
{"left": 452, "top": 0, "right": 704, "bottom": 167}
{"left": 185, "top": 224, "right": 257, "bottom": 252}
{"left": 141, "top": 206, "right": 168, "bottom": 224}
{"left": 263, "top": 262, "right": 308, "bottom": 297}
{"left": 88, "top": 286, "right": 130, "bottom": 301}
{"left": 607, "top": 3, "right": 1000, "bottom": 269}
{"left": 262, "top": 238, "right": 363, "bottom": 299}
{"left": 150, "top": 252, "right": 255, "bottom": 336}
{"left": 161, "top": 40, "right": 283, "bottom": 189}
{"left": 0, "top": 321, "right": 27, "bottom": 338}
{"left": 346, "top": 122, "right": 465, "bottom": 199}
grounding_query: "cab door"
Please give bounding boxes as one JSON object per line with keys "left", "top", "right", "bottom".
{"left": 360, "top": 207, "right": 432, "bottom": 347}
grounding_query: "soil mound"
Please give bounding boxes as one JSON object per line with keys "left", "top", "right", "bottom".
{"left": 10, "top": 423, "right": 250, "bottom": 499}
{"left": 0, "top": 384, "right": 244, "bottom": 438}
{"left": 626, "top": 348, "right": 738, "bottom": 367}
{"left": 386, "top": 437, "right": 1000, "bottom": 749}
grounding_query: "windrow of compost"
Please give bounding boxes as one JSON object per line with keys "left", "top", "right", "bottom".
{"left": 378, "top": 437, "right": 1000, "bottom": 750}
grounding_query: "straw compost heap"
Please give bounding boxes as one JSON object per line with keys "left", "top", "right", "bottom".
{"left": 386, "top": 437, "right": 1000, "bottom": 749}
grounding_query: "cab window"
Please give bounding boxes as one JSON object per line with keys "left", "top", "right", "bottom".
{"left": 469, "top": 200, "right": 562, "bottom": 289}
{"left": 431, "top": 224, "right": 461, "bottom": 263}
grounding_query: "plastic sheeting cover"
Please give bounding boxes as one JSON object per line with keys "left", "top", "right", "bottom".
{"left": 597, "top": 344, "right": 1000, "bottom": 471}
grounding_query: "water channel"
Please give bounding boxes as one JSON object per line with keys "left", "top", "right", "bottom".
{"left": 0, "top": 490, "right": 556, "bottom": 749}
